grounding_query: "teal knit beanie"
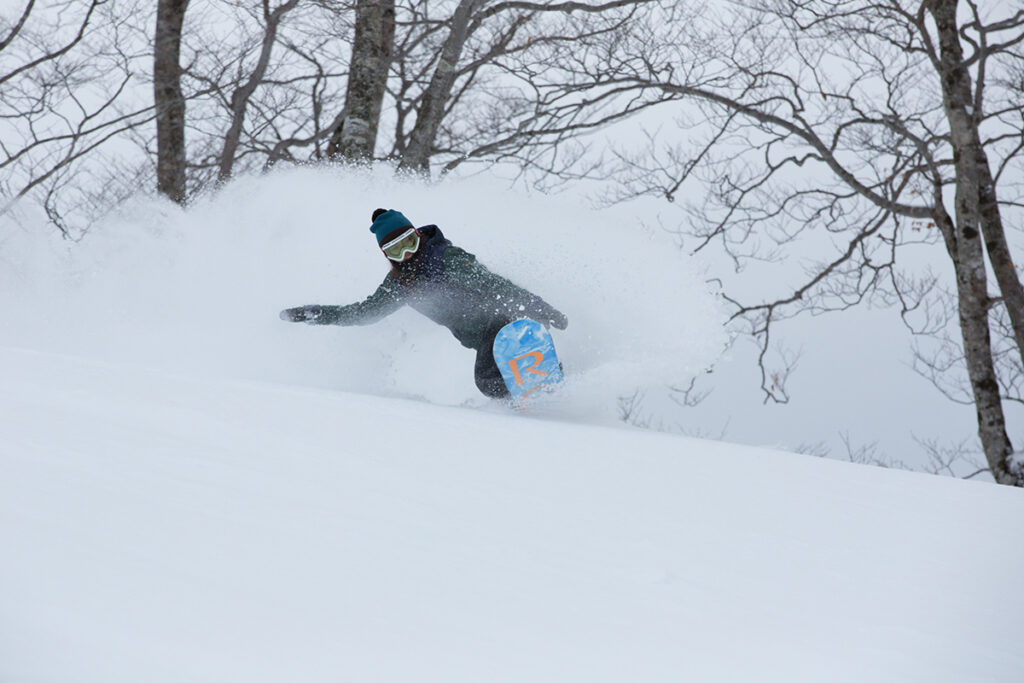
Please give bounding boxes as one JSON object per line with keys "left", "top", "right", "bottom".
{"left": 369, "top": 209, "right": 413, "bottom": 244}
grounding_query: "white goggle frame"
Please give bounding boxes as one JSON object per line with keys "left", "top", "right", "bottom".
{"left": 381, "top": 228, "right": 420, "bottom": 262}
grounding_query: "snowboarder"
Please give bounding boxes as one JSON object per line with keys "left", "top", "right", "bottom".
{"left": 279, "top": 209, "right": 568, "bottom": 399}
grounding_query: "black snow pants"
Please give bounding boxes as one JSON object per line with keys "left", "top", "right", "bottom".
{"left": 474, "top": 323, "right": 511, "bottom": 399}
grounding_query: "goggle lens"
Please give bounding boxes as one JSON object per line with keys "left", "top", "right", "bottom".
{"left": 382, "top": 229, "right": 420, "bottom": 261}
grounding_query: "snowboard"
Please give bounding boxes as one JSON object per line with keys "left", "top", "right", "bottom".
{"left": 493, "top": 318, "right": 564, "bottom": 401}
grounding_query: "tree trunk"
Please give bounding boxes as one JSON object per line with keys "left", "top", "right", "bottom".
{"left": 936, "top": 204, "right": 1020, "bottom": 485}
{"left": 397, "top": 0, "right": 480, "bottom": 176}
{"left": 929, "top": 0, "right": 1024, "bottom": 375}
{"left": 928, "top": 0, "right": 1023, "bottom": 485}
{"left": 327, "top": 0, "right": 395, "bottom": 163}
{"left": 154, "top": 0, "right": 190, "bottom": 204}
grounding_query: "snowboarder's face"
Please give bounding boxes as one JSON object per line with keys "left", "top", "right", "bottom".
{"left": 381, "top": 228, "right": 421, "bottom": 263}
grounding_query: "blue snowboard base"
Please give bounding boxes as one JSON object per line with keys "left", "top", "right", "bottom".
{"left": 493, "top": 318, "right": 563, "bottom": 401}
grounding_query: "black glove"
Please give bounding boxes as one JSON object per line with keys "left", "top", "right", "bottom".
{"left": 280, "top": 305, "right": 323, "bottom": 323}
{"left": 548, "top": 311, "right": 568, "bottom": 330}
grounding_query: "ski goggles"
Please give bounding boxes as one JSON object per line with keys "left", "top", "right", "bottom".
{"left": 381, "top": 228, "right": 421, "bottom": 262}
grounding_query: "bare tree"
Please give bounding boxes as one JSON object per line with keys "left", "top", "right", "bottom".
{"left": 396, "top": 0, "right": 481, "bottom": 174}
{"left": 387, "top": 0, "right": 659, "bottom": 176}
{"left": 216, "top": 0, "right": 301, "bottom": 181}
{"left": 155, "top": 0, "right": 191, "bottom": 203}
{"left": 170, "top": 0, "right": 364, "bottom": 182}
{"left": 597, "top": 0, "right": 1024, "bottom": 484}
{"left": 0, "top": 0, "right": 155, "bottom": 235}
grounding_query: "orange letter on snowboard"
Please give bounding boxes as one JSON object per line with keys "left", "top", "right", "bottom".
{"left": 509, "top": 351, "right": 548, "bottom": 386}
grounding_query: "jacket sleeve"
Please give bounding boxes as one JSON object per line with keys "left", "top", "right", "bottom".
{"left": 311, "top": 274, "right": 405, "bottom": 326}
{"left": 448, "top": 248, "right": 566, "bottom": 326}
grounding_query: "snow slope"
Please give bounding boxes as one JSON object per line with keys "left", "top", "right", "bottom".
{"left": 2, "top": 345, "right": 1022, "bottom": 683}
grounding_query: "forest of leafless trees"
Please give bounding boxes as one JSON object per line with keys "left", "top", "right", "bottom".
{"left": 2, "top": 0, "right": 1022, "bottom": 485}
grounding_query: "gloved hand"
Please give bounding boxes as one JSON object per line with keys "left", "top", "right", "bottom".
{"left": 548, "top": 311, "right": 568, "bottom": 330}
{"left": 280, "top": 305, "right": 323, "bottom": 323}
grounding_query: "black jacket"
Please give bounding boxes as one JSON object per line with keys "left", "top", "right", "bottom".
{"left": 312, "top": 226, "right": 566, "bottom": 349}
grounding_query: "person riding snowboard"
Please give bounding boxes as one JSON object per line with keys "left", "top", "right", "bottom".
{"left": 279, "top": 209, "right": 568, "bottom": 399}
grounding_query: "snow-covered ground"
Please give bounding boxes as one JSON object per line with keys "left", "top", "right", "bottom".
{"left": 3, "top": 167, "right": 1023, "bottom": 681}
{"left": 2, "top": 344, "right": 1022, "bottom": 683}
